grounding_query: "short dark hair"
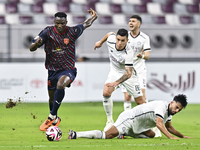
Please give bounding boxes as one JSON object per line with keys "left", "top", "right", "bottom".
{"left": 54, "top": 12, "right": 67, "bottom": 19}
{"left": 116, "top": 28, "right": 128, "bottom": 38}
{"left": 173, "top": 94, "right": 188, "bottom": 108}
{"left": 130, "top": 15, "right": 142, "bottom": 24}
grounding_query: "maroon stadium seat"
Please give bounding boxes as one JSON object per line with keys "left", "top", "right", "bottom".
{"left": 135, "top": 4, "right": 147, "bottom": 13}
{"left": 0, "top": 16, "right": 5, "bottom": 24}
{"left": 6, "top": 4, "right": 18, "bottom": 13}
{"left": 161, "top": 3, "right": 174, "bottom": 13}
{"left": 73, "top": 15, "right": 86, "bottom": 24}
{"left": 19, "top": 16, "right": 33, "bottom": 24}
{"left": 153, "top": 16, "right": 166, "bottom": 24}
{"left": 110, "top": 4, "right": 122, "bottom": 13}
{"left": 57, "top": 4, "right": 70, "bottom": 13}
{"left": 83, "top": 3, "right": 95, "bottom": 13}
{"left": 187, "top": 4, "right": 199, "bottom": 13}
{"left": 31, "top": 4, "right": 43, "bottom": 13}
{"left": 99, "top": 16, "right": 112, "bottom": 24}
{"left": 179, "top": 16, "right": 193, "bottom": 24}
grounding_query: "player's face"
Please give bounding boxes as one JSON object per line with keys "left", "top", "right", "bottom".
{"left": 169, "top": 101, "right": 183, "bottom": 116}
{"left": 129, "top": 18, "right": 140, "bottom": 31}
{"left": 54, "top": 18, "right": 67, "bottom": 33}
{"left": 115, "top": 35, "right": 128, "bottom": 50}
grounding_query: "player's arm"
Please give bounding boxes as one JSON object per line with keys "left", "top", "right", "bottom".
{"left": 156, "top": 117, "right": 179, "bottom": 139}
{"left": 81, "top": 8, "right": 97, "bottom": 30}
{"left": 136, "top": 49, "right": 150, "bottom": 60}
{"left": 94, "top": 32, "right": 114, "bottom": 50}
{"left": 29, "top": 36, "right": 43, "bottom": 52}
{"left": 165, "top": 121, "right": 191, "bottom": 138}
{"left": 105, "top": 66, "right": 133, "bottom": 87}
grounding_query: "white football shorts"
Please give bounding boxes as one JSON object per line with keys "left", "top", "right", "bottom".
{"left": 105, "top": 70, "right": 143, "bottom": 98}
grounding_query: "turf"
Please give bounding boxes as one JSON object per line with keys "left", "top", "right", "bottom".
{"left": 0, "top": 102, "right": 199, "bottom": 150}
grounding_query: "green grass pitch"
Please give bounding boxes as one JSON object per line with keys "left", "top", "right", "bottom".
{"left": 0, "top": 101, "right": 200, "bottom": 150}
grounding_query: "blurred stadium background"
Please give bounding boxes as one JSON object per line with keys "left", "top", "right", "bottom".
{"left": 0, "top": 0, "right": 200, "bottom": 103}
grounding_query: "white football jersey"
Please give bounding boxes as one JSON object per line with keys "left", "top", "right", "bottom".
{"left": 128, "top": 31, "right": 151, "bottom": 73}
{"left": 106, "top": 33, "right": 133, "bottom": 74}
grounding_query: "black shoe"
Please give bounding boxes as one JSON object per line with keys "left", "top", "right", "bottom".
{"left": 117, "top": 134, "right": 125, "bottom": 139}
{"left": 68, "top": 130, "right": 77, "bottom": 139}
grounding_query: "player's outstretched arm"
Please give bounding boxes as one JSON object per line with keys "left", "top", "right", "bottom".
{"left": 82, "top": 8, "right": 98, "bottom": 30}
{"left": 156, "top": 117, "right": 179, "bottom": 139}
{"left": 165, "top": 121, "right": 192, "bottom": 138}
{"left": 29, "top": 36, "right": 43, "bottom": 52}
{"left": 94, "top": 32, "right": 114, "bottom": 50}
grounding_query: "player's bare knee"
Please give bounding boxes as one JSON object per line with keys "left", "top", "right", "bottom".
{"left": 135, "top": 96, "right": 145, "bottom": 105}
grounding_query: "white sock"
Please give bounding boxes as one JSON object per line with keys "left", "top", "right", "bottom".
{"left": 145, "top": 98, "right": 148, "bottom": 103}
{"left": 124, "top": 101, "right": 132, "bottom": 111}
{"left": 103, "top": 96, "right": 113, "bottom": 122}
{"left": 77, "top": 130, "right": 106, "bottom": 139}
{"left": 48, "top": 114, "right": 56, "bottom": 120}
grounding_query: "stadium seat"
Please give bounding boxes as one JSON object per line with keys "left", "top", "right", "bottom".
{"left": 18, "top": 3, "right": 31, "bottom": 14}
{"left": 59, "top": 0, "right": 72, "bottom": 4}
{"left": 111, "top": 0, "right": 125, "bottom": 4}
{"left": 141, "top": 0, "right": 152, "bottom": 3}
{"left": 193, "top": 14, "right": 200, "bottom": 24}
{"left": 153, "top": 16, "right": 166, "bottom": 24}
{"left": 46, "top": 16, "right": 54, "bottom": 24}
{"left": 19, "top": 16, "right": 33, "bottom": 24}
{"left": 20, "top": 0, "right": 34, "bottom": 4}
{"left": 139, "top": 14, "right": 154, "bottom": 24}
{"left": 83, "top": 3, "right": 96, "bottom": 13}
{"left": 110, "top": 4, "right": 122, "bottom": 13}
{"left": 31, "top": 4, "right": 43, "bottom": 13}
{"left": 126, "top": 0, "right": 141, "bottom": 4}
{"left": 187, "top": 4, "right": 199, "bottom": 13}
{"left": 0, "top": 16, "right": 5, "bottom": 24}
{"left": 87, "top": 0, "right": 99, "bottom": 3}
{"left": 178, "top": 0, "right": 193, "bottom": 4}
{"left": 152, "top": 0, "right": 165, "bottom": 3}
{"left": 7, "top": 0, "right": 19, "bottom": 4}
{"left": 121, "top": 4, "right": 135, "bottom": 15}
{"left": 57, "top": 4, "right": 70, "bottom": 13}
{"left": 33, "top": 14, "right": 46, "bottom": 24}
{"left": 99, "top": 15, "right": 112, "bottom": 24}
{"left": 147, "top": 3, "right": 163, "bottom": 15}
{"left": 33, "top": 0, "right": 45, "bottom": 4}
{"left": 165, "top": 14, "right": 181, "bottom": 25}
{"left": 173, "top": 3, "right": 188, "bottom": 15}
{"left": 95, "top": 3, "right": 111, "bottom": 15}
{"left": 179, "top": 15, "right": 193, "bottom": 24}
{"left": 165, "top": 0, "right": 177, "bottom": 3}
{"left": 43, "top": 3, "right": 58, "bottom": 15}
{"left": 134, "top": 4, "right": 147, "bottom": 13}
{"left": 112, "top": 14, "right": 126, "bottom": 25}
{"left": 46, "top": 0, "right": 60, "bottom": 3}
{"left": 69, "top": 3, "right": 84, "bottom": 14}
{"left": 72, "top": 0, "right": 87, "bottom": 4}
{"left": 73, "top": 15, "right": 86, "bottom": 24}
{"left": 193, "top": 0, "right": 200, "bottom": 3}
{"left": 0, "top": 4, "right": 6, "bottom": 15}
{"left": 161, "top": 3, "right": 174, "bottom": 13}
{"left": 5, "top": 14, "right": 20, "bottom": 24}
{"left": 6, "top": 4, "right": 18, "bottom": 13}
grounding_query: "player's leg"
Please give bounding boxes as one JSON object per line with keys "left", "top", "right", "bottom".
{"left": 48, "top": 89, "right": 56, "bottom": 112}
{"left": 103, "top": 85, "right": 115, "bottom": 131}
{"left": 68, "top": 125, "right": 119, "bottom": 139}
{"left": 123, "top": 92, "right": 132, "bottom": 110}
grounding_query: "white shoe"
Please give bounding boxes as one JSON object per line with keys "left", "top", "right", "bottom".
{"left": 151, "top": 127, "right": 162, "bottom": 137}
{"left": 104, "top": 120, "right": 114, "bottom": 132}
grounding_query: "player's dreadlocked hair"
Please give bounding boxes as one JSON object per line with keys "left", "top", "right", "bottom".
{"left": 117, "top": 28, "right": 128, "bottom": 38}
{"left": 54, "top": 12, "right": 67, "bottom": 19}
{"left": 173, "top": 94, "right": 188, "bottom": 108}
{"left": 130, "top": 15, "right": 142, "bottom": 24}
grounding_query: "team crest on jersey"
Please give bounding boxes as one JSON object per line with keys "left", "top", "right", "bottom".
{"left": 64, "top": 38, "right": 69, "bottom": 45}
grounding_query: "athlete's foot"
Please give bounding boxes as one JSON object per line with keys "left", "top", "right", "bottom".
{"left": 103, "top": 120, "right": 114, "bottom": 132}
{"left": 52, "top": 117, "right": 61, "bottom": 127}
{"left": 68, "top": 130, "right": 77, "bottom": 139}
{"left": 39, "top": 117, "right": 56, "bottom": 131}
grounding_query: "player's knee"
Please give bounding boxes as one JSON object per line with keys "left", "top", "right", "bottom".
{"left": 135, "top": 96, "right": 146, "bottom": 105}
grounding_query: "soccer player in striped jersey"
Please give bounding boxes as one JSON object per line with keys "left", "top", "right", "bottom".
{"left": 94, "top": 28, "right": 145, "bottom": 132}
{"left": 30, "top": 8, "right": 97, "bottom": 131}
{"left": 68, "top": 94, "right": 191, "bottom": 140}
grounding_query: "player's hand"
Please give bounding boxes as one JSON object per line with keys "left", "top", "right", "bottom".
{"left": 183, "top": 136, "right": 192, "bottom": 138}
{"left": 35, "top": 36, "right": 43, "bottom": 45}
{"left": 94, "top": 41, "right": 102, "bottom": 50}
{"left": 136, "top": 49, "right": 144, "bottom": 58}
{"left": 87, "top": 8, "right": 97, "bottom": 18}
{"left": 169, "top": 137, "right": 179, "bottom": 139}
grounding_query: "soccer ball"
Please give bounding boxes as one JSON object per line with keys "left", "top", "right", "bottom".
{"left": 46, "top": 126, "right": 62, "bottom": 141}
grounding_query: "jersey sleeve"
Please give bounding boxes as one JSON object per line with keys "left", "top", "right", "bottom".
{"left": 107, "top": 33, "right": 116, "bottom": 44}
{"left": 125, "top": 45, "right": 133, "bottom": 67}
{"left": 32, "top": 27, "right": 48, "bottom": 48}
{"left": 143, "top": 35, "right": 151, "bottom": 52}
{"left": 154, "top": 104, "right": 166, "bottom": 120}
{"left": 73, "top": 24, "right": 84, "bottom": 39}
